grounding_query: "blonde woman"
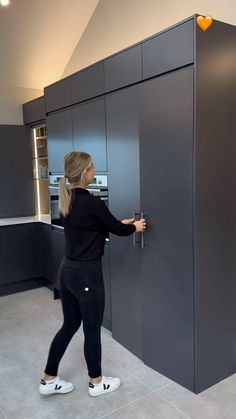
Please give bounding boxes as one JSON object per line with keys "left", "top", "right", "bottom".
{"left": 39, "top": 151, "right": 146, "bottom": 397}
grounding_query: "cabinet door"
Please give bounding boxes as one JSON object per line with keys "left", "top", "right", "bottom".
{"left": 142, "top": 19, "right": 193, "bottom": 79}
{"left": 102, "top": 243, "right": 111, "bottom": 331}
{"left": 72, "top": 99, "right": 107, "bottom": 172}
{"left": 70, "top": 61, "right": 105, "bottom": 104}
{"left": 37, "top": 223, "right": 53, "bottom": 282}
{"left": 0, "top": 224, "right": 37, "bottom": 285}
{"left": 105, "top": 45, "right": 142, "bottom": 92}
{"left": 23, "top": 96, "right": 45, "bottom": 125}
{"left": 0, "top": 126, "right": 35, "bottom": 217}
{"left": 51, "top": 228, "right": 65, "bottom": 286}
{"left": 106, "top": 85, "right": 142, "bottom": 358}
{"left": 46, "top": 109, "right": 73, "bottom": 173}
{"left": 140, "top": 67, "right": 194, "bottom": 390}
{"left": 45, "top": 78, "right": 71, "bottom": 113}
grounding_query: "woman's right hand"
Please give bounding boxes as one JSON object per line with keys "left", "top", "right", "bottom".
{"left": 134, "top": 218, "right": 146, "bottom": 232}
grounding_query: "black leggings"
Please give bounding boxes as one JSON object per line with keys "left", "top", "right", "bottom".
{"left": 44, "top": 256, "right": 105, "bottom": 379}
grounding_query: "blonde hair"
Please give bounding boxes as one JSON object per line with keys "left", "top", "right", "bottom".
{"left": 59, "top": 151, "right": 93, "bottom": 216}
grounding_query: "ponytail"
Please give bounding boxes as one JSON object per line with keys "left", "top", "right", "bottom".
{"left": 59, "top": 176, "right": 72, "bottom": 217}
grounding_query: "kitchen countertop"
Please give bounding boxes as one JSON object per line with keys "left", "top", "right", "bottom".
{"left": 0, "top": 214, "right": 51, "bottom": 226}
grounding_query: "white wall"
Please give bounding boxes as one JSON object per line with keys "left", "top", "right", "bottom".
{"left": 0, "top": 87, "right": 43, "bottom": 125}
{"left": 63, "top": 0, "right": 236, "bottom": 77}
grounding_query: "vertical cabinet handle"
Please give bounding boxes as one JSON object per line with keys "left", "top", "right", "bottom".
{"left": 140, "top": 211, "right": 145, "bottom": 249}
{"left": 132, "top": 211, "right": 146, "bottom": 249}
{"left": 132, "top": 211, "right": 140, "bottom": 247}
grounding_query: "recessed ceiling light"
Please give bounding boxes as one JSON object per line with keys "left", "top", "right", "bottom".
{"left": 0, "top": 0, "right": 10, "bottom": 6}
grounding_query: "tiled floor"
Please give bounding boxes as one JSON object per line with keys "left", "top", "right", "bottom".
{"left": 0, "top": 287, "right": 235, "bottom": 419}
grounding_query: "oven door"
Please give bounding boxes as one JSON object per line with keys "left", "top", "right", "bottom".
{"left": 49, "top": 186, "right": 63, "bottom": 229}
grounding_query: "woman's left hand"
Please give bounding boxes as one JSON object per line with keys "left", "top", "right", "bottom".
{"left": 121, "top": 218, "right": 135, "bottom": 225}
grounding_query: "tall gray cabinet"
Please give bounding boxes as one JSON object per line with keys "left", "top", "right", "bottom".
{"left": 43, "top": 15, "right": 236, "bottom": 394}
{"left": 106, "top": 18, "right": 236, "bottom": 394}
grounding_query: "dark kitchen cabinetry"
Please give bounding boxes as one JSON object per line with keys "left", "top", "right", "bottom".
{"left": 104, "top": 45, "right": 142, "bottom": 92}
{"left": 106, "top": 66, "right": 194, "bottom": 389}
{"left": 70, "top": 61, "right": 105, "bottom": 105}
{"left": 37, "top": 223, "right": 53, "bottom": 282}
{"left": 102, "top": 243, "right": 111, "bottom": 331}
{"left": 106, "top": 17, "right": 236, "bottom": 394}
{"left": 51, "top": 227, "right": 65, "bottom": 285}
{"left": 0, "top": 224, "right": 38, "bottom": 285}
{"left": 23, "top": 96, "right": 46, "bottom": 125}
{"left": 37, "top": 224, "right": 65, "bottom": 286}
{"left": 106, "top": 84, "right": 142, "bottom": 358}
{"left": 0, "top": 125, "right": 35, "bottom": 218}
{"left": 44, "top": 78, "right": 71, "bottom": 114}
{"left": 72, "top": 98, "right": 107, "bottom": 171}
{"left": 140, "top": 68, "right": 194, "bottom": 390}
{"left": 142, "top": 19, "right": 194, "bottom": 79}
{"left": 46, "top": 109, "right": 73, "bottom": 173}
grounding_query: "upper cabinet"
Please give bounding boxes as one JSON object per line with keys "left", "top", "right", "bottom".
{"left": 46, "top": 109, "right": 73, "bottom": 173}
{"left": 70, "top": 62, "right": 105, "bottom": 105}
{"left": 142, "top": 19, "right": 194, "bottom": 79}
{"left": 104, "top": 45, "right": 142, "bottom": 92}
{"left": 44, "top": 78, "right": 71, "bottom": 114}
{"left": 23, "top": 96, "right": 46, "bottom": 125}
{"left": 72, "top": 98, "right": 107, "bottom": 172}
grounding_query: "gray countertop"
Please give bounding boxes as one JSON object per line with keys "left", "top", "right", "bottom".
{"left": 0, "top": 214, "right": 51, "bottom": 227}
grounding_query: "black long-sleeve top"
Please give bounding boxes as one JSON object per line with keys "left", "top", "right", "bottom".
{"left": 61, "top": 188, "right": 136, "bottom": 261}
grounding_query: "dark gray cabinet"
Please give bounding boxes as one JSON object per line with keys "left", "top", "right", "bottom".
{"left": 142, "top": 19, "right": 194, "bottom": 79}
{"left": 46, "top": 109, "right": 73, "bottom": 173}
{"left": 0, "top": 224, "right": 38, "bottom": 285}
{"left": 102, "top": 243, "right": 111, "bottom": 331}
{"left": 23, "top": 96, "right": 46, "bottom": 125}
{"left": 106, "top": 17, "right": 236, "bottom": 394}
{"left": 106, "top": 67, "right": 194, "bottom": 389}
{"left": 106, "top": 84, "right": 142, "bottom": 358}
{"left": 44, "top": 78, "right": 71, "bottom": 114}
{"left": 70, "top": 61, "right": 105, "bottom": 105}
{"left": 105, "top": 45, "right": 142, "bottom": 92}
{"left": 72, "top": 98, "right": 107, "bottom": 172}
{"left": 37, "top": 223, "right": 53, "bottom": 282}
{"left": 0, "top": 125, "right": 35, "bottom": 218}
{"left": 51, "top": 227, "right": 65, "bottom": 285}
{"left": 140, "top": 68, "right": 194, "bottom": 391}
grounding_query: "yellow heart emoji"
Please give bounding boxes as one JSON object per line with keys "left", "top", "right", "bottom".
{"left": 197, "top": 15, "right": 213, "bottom": 31}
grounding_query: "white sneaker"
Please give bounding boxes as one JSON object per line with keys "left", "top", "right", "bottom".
{"left": 39, "top": 377, "right": 74, "bottom": 395}
{"left": 88, "top": 375, "right": 121, "bottom": 397}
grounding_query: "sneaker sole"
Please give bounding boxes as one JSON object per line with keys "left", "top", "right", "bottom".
{"left": 39, "top": 385, "right": 74, "bottom": 395}
{"left": 88, "top": 381, "right": 121, "bottom": 397}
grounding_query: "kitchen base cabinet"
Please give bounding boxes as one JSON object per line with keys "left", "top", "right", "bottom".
{"left": 0, "top": 223, "right": 45, "bottom": 297}
{"left": 36, "top": 223, "right": 53, "bottom": 282}
{"left": 51, "top": 227, "right": 65, "bottom": 286}
{"left": 102, "top": 244, "right": 111, "bottom": 331}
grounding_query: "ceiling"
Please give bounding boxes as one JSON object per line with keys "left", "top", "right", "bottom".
{"left": 0, "top": 0, "right": 99, "bottom": 90}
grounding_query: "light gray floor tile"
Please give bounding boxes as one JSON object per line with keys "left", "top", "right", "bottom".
{"left": 1, "top": 287, "right": 236, "bottom": 419}
{"left": 102, "top": 333, "right": 144, "bottom": 372}
{"left": 129, "top": 363, "right": 173, "bottom": 391}
{"left": 155, "top": 381, "right": 229, "bottom": 419}
{"left": 0, "top": 406, "right": 7, "bottom": 419}
{"left": 101, "top": 391, "right": 191, "bottom": 419}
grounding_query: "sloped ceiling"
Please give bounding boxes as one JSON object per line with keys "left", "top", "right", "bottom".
{"left": 0, "top": 0, "right": 99, "bottom": 90}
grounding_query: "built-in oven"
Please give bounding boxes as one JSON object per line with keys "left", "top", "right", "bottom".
{"left": 49, "top": 174, "right": 108, "bottom": 231}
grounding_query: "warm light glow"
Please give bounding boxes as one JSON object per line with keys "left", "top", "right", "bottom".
{"left": 33, "top": 128, "right": 41, "bottom": 216}
{"left": 0, "top": 0, "right": 10, "bottom": 6}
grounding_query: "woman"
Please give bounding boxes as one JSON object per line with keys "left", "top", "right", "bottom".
{"left": 39, "top": 151, "right": 146, "bottom": 397}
